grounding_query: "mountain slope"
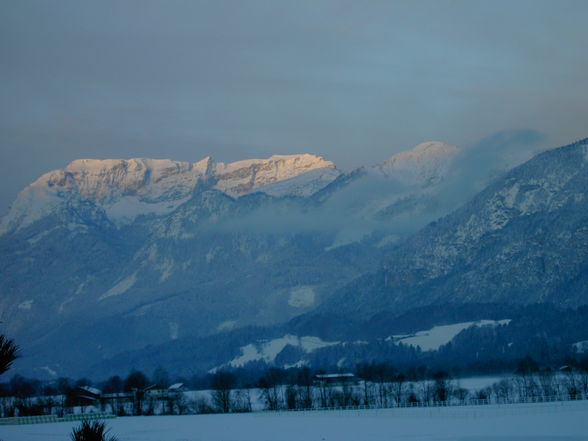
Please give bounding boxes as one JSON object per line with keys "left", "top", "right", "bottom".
{"left": 5, "top": 144, "right": 461, "bottom": 378}
{"left": 6, "top": 137, "right": 584, "bottom": 379}
{"left": 326, "top": 138, "right": 588, "bottom": 317}
{"left": 78, "top": 302, "right": 588, "bottom": 379}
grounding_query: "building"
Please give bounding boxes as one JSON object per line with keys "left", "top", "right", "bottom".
{"left": 312, "top": 373, "right": 358, "bottom": 386}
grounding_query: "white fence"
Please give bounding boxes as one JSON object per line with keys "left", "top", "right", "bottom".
{"left": 0, "top": 412, "right": 115, "bottom": 426}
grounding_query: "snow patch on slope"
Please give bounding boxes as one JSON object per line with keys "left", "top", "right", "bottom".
{"left": 99, "top": 272, "right": 137, "bottom": 300}
{"left": 216, "top": 320, "right": 237, "bottom": 332}
{"left": 40, "top": 366, "right": 58, "bottom": 378}
{"left": 27, "top": 227, "right": 60, "bottom": 245}
{"left": 288, "top": 286, "right": 316, "bottom": 308}
{"left": 18, "top": 300, "right": 33, "bottom": 310}
{"left": 573, "top": 340, "right": 588, "bottom": 354}
{"left": 226, "top": 335, "right": 339, "bottom": 368}
{"left": 169, "top": 322, "right": 179, "bottom": 340}
{"left": 387, "top": 320, "right": 511, "bottom": 351}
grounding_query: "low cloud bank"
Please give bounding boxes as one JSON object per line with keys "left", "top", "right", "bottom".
{"left": 203, "top": 129, "right": 546, "bottom": 247}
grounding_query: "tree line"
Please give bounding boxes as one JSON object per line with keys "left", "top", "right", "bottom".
{"left": 2, "top": 355, "right": 588, "bottom": 417}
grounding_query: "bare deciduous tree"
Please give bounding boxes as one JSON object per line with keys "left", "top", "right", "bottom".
{"left": 211, "top": 371, "right": 236, "bottom": 413}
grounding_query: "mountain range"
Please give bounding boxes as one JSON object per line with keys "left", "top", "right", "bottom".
{"left": 1, "top": 138, "right": 587, "bottom": 379}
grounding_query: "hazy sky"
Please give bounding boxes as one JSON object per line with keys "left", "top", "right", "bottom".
{"left": 1, "top": 0, "right": 588, "bottom": 215}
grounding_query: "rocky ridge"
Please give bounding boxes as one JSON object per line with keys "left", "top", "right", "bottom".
{"left": 0, "top": 154, "right": 339, "bottom": 234}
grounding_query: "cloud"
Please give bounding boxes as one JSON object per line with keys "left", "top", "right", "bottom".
{"left": 201, "top": 129, "right": 547, "bottom": 247}
{"left": 427, "top": 129, "right": 547, "bottom": 215}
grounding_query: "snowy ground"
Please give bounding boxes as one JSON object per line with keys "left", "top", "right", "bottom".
{"left": 1, "top": 401, "right": 587, "bottom": 441}
{"left": 387, "top": 320, "right": 511, "bottom": 351}
{"left": 454, "top": 375, "right": 503, "bottom": 392}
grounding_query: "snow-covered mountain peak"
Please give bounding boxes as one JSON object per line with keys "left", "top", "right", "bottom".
{"left": 0, "top": 157, "right": 214, "bottom": 234}
{"left": 0, "top": 153, "right": 340, "bottom": 234}
{"left": 376, "top": 141, "right": 459, "bottom": 185}
{"left": 213, "top": 154, "right": 338, "bottom": 197}
{"left": 399, "top": 141, "right": 458, "bottom": 157}
{"left": 65, "top": 157, "right": 213, "bottom": 176}
{"left": 61, "top": 157, "right": 212, "bottom": 204}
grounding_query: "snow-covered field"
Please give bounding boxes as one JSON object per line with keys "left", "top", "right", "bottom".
{"left": 386, "top": 320, "right": 511, "bottom": 351}
{"left": 454, "top": 375, "right": 503, "bottom": 392}
{"left": 2, "top": 401, "right": 587, "bottom": 441}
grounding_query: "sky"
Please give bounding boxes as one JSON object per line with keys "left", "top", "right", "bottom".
{"left": 1, "top": 0, "right": 588, "bottom": 216}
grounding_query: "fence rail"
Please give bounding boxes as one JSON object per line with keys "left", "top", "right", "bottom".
{"left": 0, "top": 412, "right": 115, "bottom": 426}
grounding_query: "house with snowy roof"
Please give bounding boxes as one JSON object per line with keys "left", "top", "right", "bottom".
{"left": 312, "top": 373, "right": 357, "bottom": 386}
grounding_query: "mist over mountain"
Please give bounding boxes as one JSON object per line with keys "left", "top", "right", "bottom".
{"left": 325, "top": 137, "right": 588, "bottom": 317}
{"left": 1, "top": 134, "right": 586, "bottom": 379}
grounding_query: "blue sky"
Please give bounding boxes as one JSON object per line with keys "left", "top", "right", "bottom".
{"left": 1, "top": 0, "right": 587, "bottom": 214}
